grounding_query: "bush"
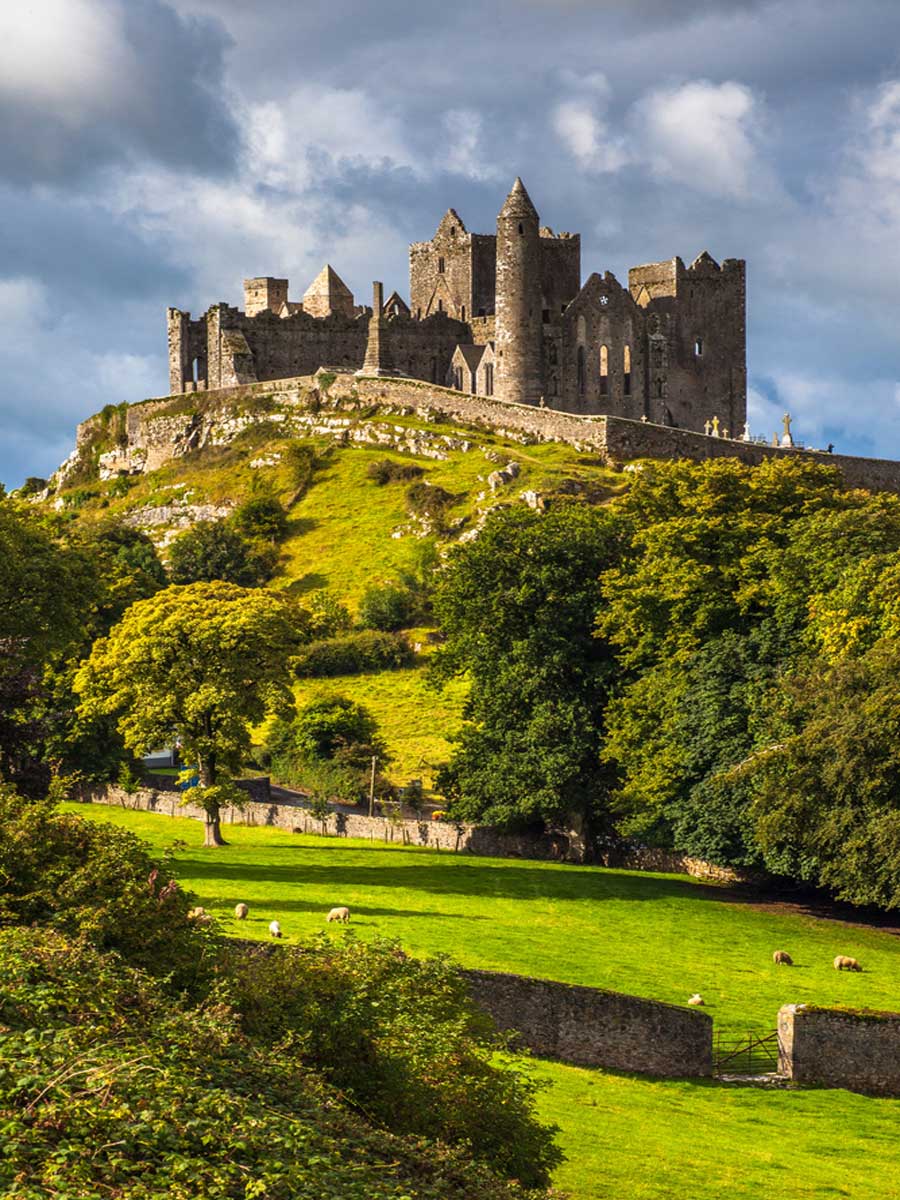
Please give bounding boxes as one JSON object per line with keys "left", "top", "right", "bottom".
{"left": 168, "top": 520, "right": 277, "bottom": 586}
{"left": 231, "top": 495, "right": 289, "bottom": 544}
{"left": 305, "top": 588, "right": 353, "bottom": 639}
{"left": 18, "top": 476, "right": 47, "bottom": 497}
{"left": 406, "top": 480, "right": 455, "bottom": 520}
{"left": 292, "top": 696, "right": 381, "bottom": 760}
{"left": 284, "top": 441, "right": 322, "bottom": 502}
{"left": 0, "top": 928, "right": 548, "bottom": 1200}
{"left": 225, "top": 936, "right": 561, "bottom": 1187}
{"left": 367, "top": 458, "right": 425, "bottom": 486}
{"left": 0, "top": 787, "right": 213, "bottom": 994}
{"left": 293, "top": 630, "right": 414, "bottom": 677}
{"left": 358, "top": 580, "right": 417, "bottom": 631}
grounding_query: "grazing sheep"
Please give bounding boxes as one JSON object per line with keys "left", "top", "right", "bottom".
{"left": 187, "top": 906, "right": 211, "bottom": 925}
{"left": 773, "top": 950, "right": 794, "bottom": 965}
{"left": 327, "top": 906, "right": 351, "bottom": 924}
{"left": 269, "top": 920, "right": 283, "bottom": 939}
{"left": 834, "top": 955, "right": 862, "bottom": 972}
{"left": 688, "top": 994, "right": 705, "bottom": 1006}
{"left": 234, "top": 902, "right": 249, "bottom": 920}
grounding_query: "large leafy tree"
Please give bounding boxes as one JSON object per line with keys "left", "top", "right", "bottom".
{"left": 432, "top": 503, "right": 619, "bottom": 845}
{"left": 745, "top": 640, "right": 900, "bottom": 908}
{"left": 75, "top": 582, "right": 304, "bottom": 844}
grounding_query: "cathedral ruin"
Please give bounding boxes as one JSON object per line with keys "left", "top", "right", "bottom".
{"left": 166, "top": 179, "right": 746, "bottom": 436}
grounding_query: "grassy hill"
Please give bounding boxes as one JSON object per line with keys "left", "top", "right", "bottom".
{"left": 50, "top": 405, "right": 624, "bottom": 782}
{"left": 64, "top": 802, "right": 900, "bottom": 1200}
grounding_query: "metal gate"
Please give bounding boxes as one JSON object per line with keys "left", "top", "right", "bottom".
{"left": 713, "top": 1030, "right": 780, "bottom": 1075}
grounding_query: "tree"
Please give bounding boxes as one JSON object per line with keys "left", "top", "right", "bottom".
{"left": 357, "top": 579, "right": 417, "bottom": 631}
{"left": 267, "top": 696, "right": 391, "bottom": 803}
{"left": 744, "top": 641, "right": 900, "bottom": 908}
{"left": 231, "top": 495, "right": 289, "bottom": 545}
{"left": 168, "top": 520, "right": 277, "bottom": 586}
{"left": 75, "top": 582, "right": 304, "bottom": 845}
{"left": 432, "top": 503, "right": 619, "bottom": 843}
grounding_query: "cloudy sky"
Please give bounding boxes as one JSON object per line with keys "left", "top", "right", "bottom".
{"left": 3, "top": 0, "right": 900, "bottom": 486}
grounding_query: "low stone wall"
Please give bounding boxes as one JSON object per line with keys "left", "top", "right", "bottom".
{"left": 601, "top": 844, "right": 767, "bottom": 886}
{"left": 81, "top": 784, "right": 586, "bottom": 861}
{"left": 778, "top": 1004, "right": 900, "bottom": 1095}
{"left": 140, "top": 773, "right": 273, "bottom": 805}
{"left": 464, "top": 968, "right": 712, "bottom": 1076}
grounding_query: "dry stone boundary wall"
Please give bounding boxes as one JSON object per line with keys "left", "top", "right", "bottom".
{"left": 778, "top": 1004, "right": 900, "bottom": 1095}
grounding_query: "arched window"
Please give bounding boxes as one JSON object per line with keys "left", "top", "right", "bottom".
{"left": 599, "top": 344, "right": 609, "bottom": 397}
{"left": 437, "top": 299, "right": 444, "bottom": 313}
{"left": 484, "top": 364, "right": 494, "bottom": 396}
{"left": 623, "top": 345, "right": 632, "bottom": 397}
{"left": 454, "top": 366, "right": 463, "bottom": 391}
{"left": 518, "top": 223, "right": 524, "bottom": 235}
{"left": 656, "top": 378, "right": 664, "bottom": 398}
{"left": 577, "top": 346, "right": 586, "bottom": 396}
{"left": 694, "top": 336, "right": 703, "bottom": 357}
{"left": 461, "top": 305, "right": 466, "bottom": 321}
{"left": 438, "top": 256, "right": 445, "bottom": 274}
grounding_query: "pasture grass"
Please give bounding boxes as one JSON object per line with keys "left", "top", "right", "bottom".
{"left": 62, "top": 805, "right": 900, "bottom": 1038}
{"left": 62, "top": 803, "right": 900, "bottom": 1200}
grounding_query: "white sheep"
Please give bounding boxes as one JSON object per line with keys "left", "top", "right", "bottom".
{"left": 688, "top": 994, "right": 705, "bottom": 1006}
{"left": 773, "top": 950, "right": 793, "bottom": 965}
{"left": 269, "top": 920, "right": 283, "bottom": 939}
{"left": 834, "top": 955, "right": 862, "bottom": 972}
{"left": 327, "top": 906, "right": 350, "bottom": 923}
{"left": 234, "top": 902, "right": 249, "bottom": 920}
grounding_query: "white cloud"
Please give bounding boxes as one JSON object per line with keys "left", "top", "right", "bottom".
{"left": 0, "top": 276, "right": 48, "bottom": 330}
{"left": 442, "top": 109, "right": 500, "bottom": 181}
{"left": 633, "top": 79, "right": 769, "bottom": 199}
{"left": 0, "top": 0, "right": 132, "bottom": 122}
{"left": 552, "top": 72, "right": 630, "bottom": 174}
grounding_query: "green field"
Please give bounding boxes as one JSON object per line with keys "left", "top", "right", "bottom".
{"left": 63, "top": 803, "right": 900, "bottom": 1200}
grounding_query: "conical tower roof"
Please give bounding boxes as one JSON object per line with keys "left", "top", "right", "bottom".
{"left": 499, "top": 176, "right": 538, "bottom": 220}
{"left": 303, "top": 264, "right": 354, "bottom": 318}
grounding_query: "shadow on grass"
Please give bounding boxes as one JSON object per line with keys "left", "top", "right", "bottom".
{"left": 174, "top": 849, "right": 737, "bottom": 907}
{"left": 218, "top": 901, "right": 490, "bottom": 920}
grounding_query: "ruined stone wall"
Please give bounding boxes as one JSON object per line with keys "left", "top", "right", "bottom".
{"left": 540, "top": 232, "right": 581, "bottom": 317}
{"left": 383, "top": 313, "right": 470, "bottom": 384}
{"left": 558, "top": 273, "right": 647, "bottom": 419}
{"left": 243, "top": 277, "right": 288, "bottom": 317}
{"left": 215, "top": 307, "right": 369, "bottom": 385}
{"left": 778, "top": 1004, "right": 900, "bottom": 1095}
{"left": 465, "top": 969, "right": 712, "bottom": 1076}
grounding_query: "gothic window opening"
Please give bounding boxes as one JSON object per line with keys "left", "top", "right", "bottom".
{"left": 438, "top": 299, "right": 444, "bottom": 313}
{"left": 454, "top": 366, "right": 463, "bottom": 391}
{"left": 485, "top": 363, "right": 494, "bottom": 395}
{"left": 694, "top": 336, "right": 703, "bottom": 357}
{"left": 438, "top": 257, "right": 445, "bottom": 274}
{"left": 656, "top": 378, "right": 664, "bottom": 398}
{"left": 577, "top": 345, "right": 586, "bottom": 396}
{"left": 461, "top": 305, "right": 466, "bottom": 321}
{"left": 542, "top": 308, "right": 550, "bottom": 323}
{"left": 518, "top": 223, "right": 524, "bottom": 235}
{"left": 623, "top": 345, "right": 631, "bottom": 397}
{"left": 599, "top": 344, "right": 609, "bottom": 397}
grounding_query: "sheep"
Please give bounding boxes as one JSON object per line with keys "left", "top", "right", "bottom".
{"left": 327, "top": 906, "right": 351, "bottom": 924}
{"left": 187, "top": 906, "right": 212, "bottom": 925}
{"left": 269, "top": 920, "right": 283, "bottom": 939}
{"left": 834, "top": 955, "right": 862, "bottom": 972}
{"left": 234, "top": 902, "right": 249, "bottom": 920}
{"left": 773, "top": 950, "right": 794, "bottom": 965}
{"left": 687, "top": 994, "right": 705, "bottom": 1006}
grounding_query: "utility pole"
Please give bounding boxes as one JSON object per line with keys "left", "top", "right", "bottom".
{"left": 368, "top": 755, "right": 377, "bottom": 818}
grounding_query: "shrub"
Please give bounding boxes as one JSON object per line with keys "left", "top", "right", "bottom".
{"left": 0, "top": 928, "right": 546, "bottom": 1200}
{"left": 0, "top": 787, "right": 212, "bottom": 994}
{"left": 168, "top": 520, "right": 277, "bottom": 586}
{"left": 367, "top": 458, "right": 425, "bottom": 486}
{"left": 358, "top": 580, "right": 417, "bottom": 630}
{"left": 230, "top": 495, "right": 289, "bottom": 544}
{"left": 17, "top": 476, "right": 47, "bottom": 497}
{"left": 284, "top": 441, "right": 322, "bottom": 502}
{"left": 293, "top": 630, "right": 414, "bottom": 677}
{"left": 305, "top": 588, "right": 353, "bottom": 639}
{"left": 406, "top": 480, "right": 455, "bottom": 520}
{"left": 225, "top": 936, "right": 561, "bottom": 1187}
{"left": 292, "top": 696, "right": 381, "bottom": 760}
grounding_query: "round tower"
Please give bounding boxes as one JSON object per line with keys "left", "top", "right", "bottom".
{"left": 495, "top": 177, "right": 543, "bottom": 406}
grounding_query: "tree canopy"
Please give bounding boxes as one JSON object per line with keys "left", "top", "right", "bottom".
{"left": 75, "top": 582, "right": 305, "bottom": 844}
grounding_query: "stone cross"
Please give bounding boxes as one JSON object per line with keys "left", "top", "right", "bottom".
{"left": 711, "top": 415, "right": 720, "bottom": 437}
{"left": 704, "top": 419, "right": 711, "bottom": 436}
{"left": 781, "top": 412, "right": 794, "bottom": 447}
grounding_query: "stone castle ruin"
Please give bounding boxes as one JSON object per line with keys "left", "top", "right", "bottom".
{"left": 167, "top": 178, "right": 746, "bottom": 438}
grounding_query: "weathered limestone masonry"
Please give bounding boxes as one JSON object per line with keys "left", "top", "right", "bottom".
{"left": 778, "top": 1004, "right": 900, "bottom": 1095}
{"left": 74, "top": 371, "right": 900, "bottom": 495}
{"left": 167, "top": 178, "right": 743, "bottom": 434}
{"left": 465, "top": 969, "right": 712, "bottom": 1076}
